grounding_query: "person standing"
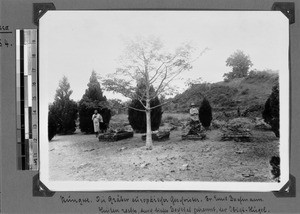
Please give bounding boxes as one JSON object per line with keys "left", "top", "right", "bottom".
{"left": 92, "top": 110, "right": 103, "bottom": 137}
{"left": 188, "top": 103, "right": 201, "bottom": 135}
{"left": 190, "top": 103, "right": 199, "bottom": 123}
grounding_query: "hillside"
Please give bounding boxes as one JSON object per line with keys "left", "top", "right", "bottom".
{"left": 166, "top": 71, "right": 279, "bottom": 119}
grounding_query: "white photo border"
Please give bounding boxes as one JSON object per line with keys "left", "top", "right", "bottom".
{"left": 39, "top": 10, "right": 290, "bottom": 192}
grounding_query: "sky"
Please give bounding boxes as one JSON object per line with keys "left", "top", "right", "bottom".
{"left": 39, "top": 11, "right": 289, "bottom": 102}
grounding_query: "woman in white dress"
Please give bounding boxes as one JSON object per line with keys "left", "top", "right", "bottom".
{"left": 92, "top": 110, "right": 103, "bottom": 137}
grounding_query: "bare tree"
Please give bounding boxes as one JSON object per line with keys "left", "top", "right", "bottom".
{"left": 102, "top": 36, "right": 207, "bottom": 149}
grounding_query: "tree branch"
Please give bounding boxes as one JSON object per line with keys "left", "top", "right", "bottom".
{"left": 149, "top": 100, "right": 171, "bottom": 110}
{"left": 149, "top": 62, "right": 165, "bottom": 83}
{"left": 137, "top": 99, "right": 147, "bottom": 109}
{"left": 152, "top": 66, "right": 185, "bottom": 99}
{"left": 127, "top": 105, "right": 146, "bottom": 112}
{"left": 153, "top": 67, "right": 168, "bottom": 97}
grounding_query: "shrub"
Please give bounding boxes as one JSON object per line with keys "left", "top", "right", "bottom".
{"left": 199, "top": 98, "right": 212, "bottom": 129}
{"left": 99, "top": 108, "right": 112, "bottom": 131}
{"left": 162, "top": 115, "right": 182, "bottom": 127}
{"left": 78, "top": 101, "right": 94, "bottom": 133}
{"left": 262, "top": 83, "right": 279, "bottom": 137}
{"left": 242, "top": 104, "right": 264, "bottom": 118}
{"left": 78, "top": 100, "right": 111, "bottom": 133}
{"left": 48, "top": 106, "right": 57, "bottom": 141}
{"left": 226, "top": 117, "right": 254, "bottom": 129}
{"left": 212, "top": 119, "right": 226, "bottom": 129}
{"left": 52, "top": 100, "right": 78, "bottom": 134}
{"left": 128, "top": 97, "right": 162, "bottom": 133}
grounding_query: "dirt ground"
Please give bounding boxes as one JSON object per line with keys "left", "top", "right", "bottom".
{"left": 49, "top": 127, "right": 279, "bottom": 182}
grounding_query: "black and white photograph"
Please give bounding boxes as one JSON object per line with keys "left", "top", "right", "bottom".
{"left": 39, "top": 11, "right": 289, "bottom": 191}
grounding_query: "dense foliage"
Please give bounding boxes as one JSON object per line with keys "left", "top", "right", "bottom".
{"left": 128, "top": 97, "right": 162, "bottom": 133}
{"left": 108, "top": 99, "right": 125, "bottom": 115}
{"left": 223, "top": 50, "right": 253, "bottom": 81}
{"left": 128, "top": 81, "right": 162, "bottom": 133}
{"left": 199, "top": 98, "right": 213, "bottom": 129}
{"left": 79, "top": 71, "right": 110, "bottom": 133}
{"left": 262, "top": 83, "right": 279, "bottom": 137}
{"left": 48, "top": 76, "right": 78, "bottom": 137}
{"left": 48, "top": 104, "right": 57, "bottom": 141}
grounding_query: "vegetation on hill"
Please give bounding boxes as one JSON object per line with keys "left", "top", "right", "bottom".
{"left": 223, "top": 50, "right": 253, "bottom": 81}
{"left": 167, "top": 70, "right": 278, "bottom": 120}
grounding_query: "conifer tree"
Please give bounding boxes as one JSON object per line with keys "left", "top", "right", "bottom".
{"left": 49, "top": 76, "right": 78, "bottom": 135}
{"left": 48, "top": 104, "right": 57, "bottom": 141}
{"left": 263, "top": 83, "right": 279, "bottom": 137}
{"left": 79, "top": 71, "right": 110, "bottom": 133}
{"left": 199, "top": 97, "right": 212, "bottom": 129}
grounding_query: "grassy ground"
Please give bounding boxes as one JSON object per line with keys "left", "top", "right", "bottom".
{"left": 49, "top": 114, "right": 279, "bottom": 182}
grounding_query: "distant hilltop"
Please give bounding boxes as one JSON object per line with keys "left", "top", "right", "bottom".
{"left": 165, "top": 70, "right": 279, "bottom": 119}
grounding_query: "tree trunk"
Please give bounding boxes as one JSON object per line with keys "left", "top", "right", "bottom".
{"left": 145, "top": 101, "right": 153, "bottom": 150}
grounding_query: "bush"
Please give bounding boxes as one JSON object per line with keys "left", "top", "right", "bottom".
{"left": 242, "top": 104, "right": 264, "bottom": 118}
{"left": 79, "top": 101, "right": 96, "bottom": 133}
{"left": 262, "top": 83, "right": 279, "bottom": 137}
{"left": 199, "top": 98, "right": 212, "bottom": 129}
{"left": 128, "top": 97, "right": 162, "bottom": 133}
{"left": 48, "top": 107, "right": 57, "bottom": 141}
{"left": 162, "top": 115, "right": 182, "bottom": 127}
{"left": 212, "top": 119, "right": 226, "bottom": 129}
{"left": 226, "top": 117, "right": 254, "bottom": 129}
{"left": 79, "top": 100, "right": 111, "bottom": 133}
{"left": 49, "top": 99, "right": 78, "bottom": 135}
{"left": 99, "top": 108, "right": 112, "bottom": 131}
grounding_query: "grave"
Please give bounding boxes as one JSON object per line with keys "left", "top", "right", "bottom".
{"left": 181, "top": 121, "right": 206, "bottom": 140}
{"left": 141, "top": 130, "right": 170, "bottom": 141}
{"left": 221, "top": 118, "right": 252, "bottom": 142}
{"left": 98, "top": 129, "right": 134, "bottom": 142}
